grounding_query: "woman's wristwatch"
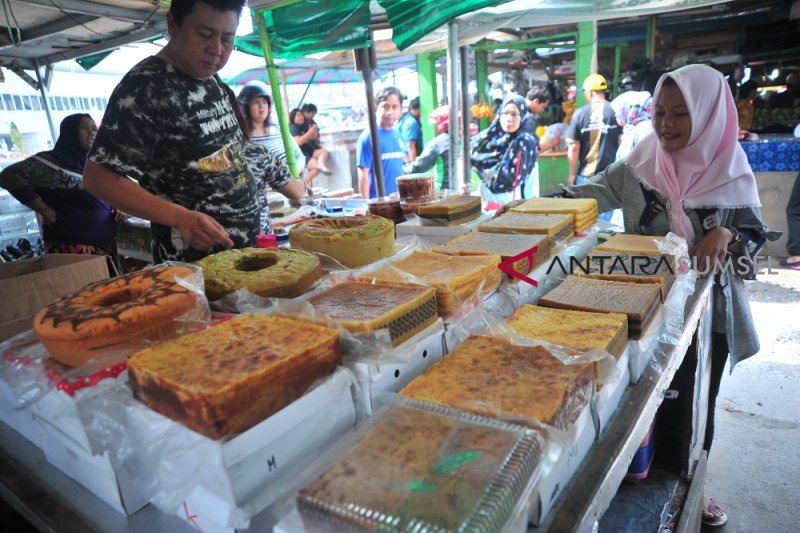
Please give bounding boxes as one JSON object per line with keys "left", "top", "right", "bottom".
{"left": 728, "top": 227, "right": 740, "bottom": 244}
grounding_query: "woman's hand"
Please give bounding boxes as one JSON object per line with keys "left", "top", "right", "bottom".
{"left": 691, "top": 227, "right": 732, "bottom": 274}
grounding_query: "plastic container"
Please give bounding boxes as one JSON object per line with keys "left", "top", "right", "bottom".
{"left": 367, "top": 196, "right": 405, "bottom": 224}
{"left": 625, "top": 420, "right": 656, "bottom": 481}
{"left": 294, "top": 396, "right": 546, "bottom": 533}
{"left": 255, "top": 234, "right": 278, "bottom": 248}
{"left": 400, "top": 197, "right": 436, "bottom": 217}
{"left": 396, "top": 174, "right": 435, "bottom": 200}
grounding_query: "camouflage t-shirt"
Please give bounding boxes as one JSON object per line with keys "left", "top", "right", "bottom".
{"left": 89, "top": 56, "right": 259, "bottom": 263}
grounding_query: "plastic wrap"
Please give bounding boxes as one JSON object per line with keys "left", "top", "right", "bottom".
{"left": 287, "top": 395, "right": 560, "bottom": 533}
{"left": 79, "top": 366, "right": 359, "bottom": 528}
{"left": 400, "top": 332, "right": 601, "bottom": 432}
{"left": 357, "top": 249, "right": 502, "bottom": 320}
{"left": 655, "top": 232, "right": 697, "bottom": 346}
{"left": 0, "top": 262, "right": 209, "bottom": 409}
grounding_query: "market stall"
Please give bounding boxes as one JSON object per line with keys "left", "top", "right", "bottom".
{"left": 0, "top": 206, "right": 714, "bottom": 532}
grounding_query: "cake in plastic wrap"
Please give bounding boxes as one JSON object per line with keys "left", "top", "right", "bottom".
{"left": 417, "top": 195, "right": 482, "bottom": 225}
{"left": 305, "top": 281, "right": 438, "bottom": 346}
{"left": 596, "top": 233, "right": 666, "bottom": 255}
{"left": 509, "top": 197, "right": 598, "bottom": 234}
{"left": 538, "top": 275, "right": 661, "bottom": 340}
{"left": 401, "top": 335, "right": 594, "bottom": 431}
{"left": 478, "top": 212, "right": 574, "bottom": 242}
{"left": 433, "top": 231, "right": 552, "bottom": 278}
{"left": 507, "top": 304, "right": 628, "bottom": 359}
{"left": 360, "top": 251, "right": 501, "bottom": 317}
{"left": 296, "top": 398, "right": 545, "bottom": 532}
{"left": 576, "top": 248, "right": 676, "bottom": 302}
{"left": 128, "top": 314, "right": 341, "bottom": 439}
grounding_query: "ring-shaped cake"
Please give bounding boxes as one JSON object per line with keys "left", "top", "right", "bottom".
{"left": 33, "top": 266, "right": 198, "bottom": 367}
{"left": 196, "top": 247, "right": 322, "bottom": 301}
{"left": 289, "top": 215, "right": 395, "bottom": 268}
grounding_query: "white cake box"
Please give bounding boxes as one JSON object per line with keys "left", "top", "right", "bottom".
{"left": 0, "top": 379, "right": 44, "bottom": 447}
{"left": 159, "top": 367, "right": 357, "bottom": 531}
{"left": 395, "top": 212, "right": 493, "bottom": 245}
{"left": 344, "top": 319, "right": 444, "bottom": 418}
{"left": 38, "top": 422, "right": 148, "bottom": 515}
{"left": 627, "top": 305, "right": 666, "bottom": 384}
{"left": 593, "top": 346, "right": 631, "bottom": 436}
{"left": 528, "top": 403, "right": 595, "bottom": 526}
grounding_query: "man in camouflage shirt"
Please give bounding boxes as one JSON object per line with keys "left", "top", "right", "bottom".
{"left": 85, "top": 0, "right": 255, "bottom": 262}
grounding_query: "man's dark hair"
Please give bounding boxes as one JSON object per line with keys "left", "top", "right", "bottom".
{"left": 526, "top": 83, "right": 551, "bottom": 104}
{"left": 169, "top": 0, "right": 246, "bottom": 26}
{"left": 409, "top": 97, "right": 420, "bottom": 111}
{"left": 301, "top": 103, "right": 317, "bottom": 113}
{"left": 376, "top": 86, "right": 404, "bottom": 107}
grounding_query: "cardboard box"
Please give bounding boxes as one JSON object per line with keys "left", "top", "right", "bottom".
{"left": 345, "top": 320, "right": 445, "bottom": 418}
{"left": 0, "top": 254, "right": 109, "bottom": 341}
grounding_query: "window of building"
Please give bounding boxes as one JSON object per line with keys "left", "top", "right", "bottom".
{"left": 21, "top": 95, "right": 32, "bottom": 110}
{"left": 12, "top": 95, "right": 22, "bottom": 109}
{"left": 69, "top": 97, "right": 77, "bottom": 109}
{"left": 82, "top": 97, "right": 89, "bottom": 109}
{"left": 3, "top": 94, "right": 14, "bottom": 110}
{"left": 0, "top": 96, "right": 4, "bottom": 111}
{"left": 54, "top": 96, "right": 64, "bottom": 111}
{"left": 32, "top": 96, "right": 41, "bottom": 111}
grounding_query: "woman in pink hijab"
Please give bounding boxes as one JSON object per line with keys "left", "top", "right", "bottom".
{"left": 565, "top": 64, "right": 779, "bottom": 528}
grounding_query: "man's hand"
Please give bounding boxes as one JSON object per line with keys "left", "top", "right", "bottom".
{"left": 175, "top": 210, "right": 234, "bottom": 251}
{"left": 691, "top": 227, "right": 732, "bottom": 275}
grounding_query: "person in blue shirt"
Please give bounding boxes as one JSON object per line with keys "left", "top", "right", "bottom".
{"left": 395, "top": 96, "right": 422, "bottom": 160}
{"left": 357, "top": 86, "right": 406, "bottom": 199}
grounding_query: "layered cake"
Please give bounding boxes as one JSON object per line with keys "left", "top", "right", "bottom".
{"left": 507, "top": 304, "right": 628, "bottom": 359}
{"left": 575, "top": 249, "right": 676, "bottom": 302}
{"left": 510, "top": 197, "right": 598, "bottom": 235}
{"left": 478, "top": 212, "right": 574, "bottom": 243}
{"left": 289, "top": 215, "right": 394, "bottom": 268}
{"left": 195, "top": 247, "right": 322, "bottom": 301}
{"left": 128, "top": 314, "right": 341, "bottom": 439}
{"left": 538, "top": 276, "right": 661, "bottom": 340}
{"left": 304, "top": 281, "right": 438, "bottom": 346}
{"left": 402, "top": 335, "right": 594, "bottom": 430}
{"left": 418, "top": 195, "right": 482, "bottom": 225}
{"left": 297, "top": 402, "right": 543, "bottom": 533}
{"left": 433, "top": 231, "right": 551, "bottom": 278}
{"left": 597, "top": 233, "right": 667, "bottom": 255}
{"left": 361, "top": 251, "right": 502, "bottom": 316}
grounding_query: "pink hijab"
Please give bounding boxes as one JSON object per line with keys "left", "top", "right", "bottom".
{"left": 627, "top": 64, "right": 760, "bottom": 246}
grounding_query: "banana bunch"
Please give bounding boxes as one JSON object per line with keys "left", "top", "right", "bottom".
{"left": 736, "top": 99, "right": 754, "bottom": 131}
{"left": 471, "top": 99, "right": 495, "bottom": 120}
{"left": 562, "top": 100, "right": 577, "bottom": 124}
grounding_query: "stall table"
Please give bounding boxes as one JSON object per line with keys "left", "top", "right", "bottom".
{"left": 0, "top": 277, "right": 714, "bottom": 532}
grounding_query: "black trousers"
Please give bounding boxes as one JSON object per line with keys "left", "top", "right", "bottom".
{"left": 704, "top": 332, "right": 729, "bottom": 453}
{"left": 787, "top": 172, "right": 800, "bottom": 256}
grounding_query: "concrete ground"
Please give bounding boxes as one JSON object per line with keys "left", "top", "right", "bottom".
{"left": 702, "top": 266, "right": 800, "bottom": 533}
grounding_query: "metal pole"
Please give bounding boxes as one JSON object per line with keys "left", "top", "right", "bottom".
{"left": 280, "top": 68, "right": 291, "bottom": 119}
{"left": 255, "top": 10, "right": 299, "bottom": 178}
{"left": 359, "top": 47, "right": 385, "bottom": 198}
{"left": 297, "top": 70, "right": 318, "bottom": 108}
{"left": 447, "top": 21, "right": 461, "bottom": 193}
{"left": 33, "top": 59, "right": 57, "bottom": 144}
{"left": 475, "top": 47, "right": 489, "bottom": 131}
{"left": 460, "top": 45, "right": 471, "bottom": 194}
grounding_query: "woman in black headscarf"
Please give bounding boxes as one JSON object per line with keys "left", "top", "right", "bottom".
{"left": 0, "top": 114, "right": 119, "bottom": 272}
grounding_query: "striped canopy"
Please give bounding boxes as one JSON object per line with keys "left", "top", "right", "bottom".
{"left": 226, "top": 55, "right": 418, "bottom": 86}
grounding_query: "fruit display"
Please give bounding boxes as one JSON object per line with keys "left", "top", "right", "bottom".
{"left": 751, "top": 106, "right": 800, "bottom": 131}
{"left": 471, "top": 99, "right": 495, "bottom": 121}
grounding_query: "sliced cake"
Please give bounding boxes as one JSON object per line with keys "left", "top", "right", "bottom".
{"left": 433, "top": 231, "right": 551, "bottom": 278}
{"left": 510, "top": 197, "right": 598, "bottom": 234}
